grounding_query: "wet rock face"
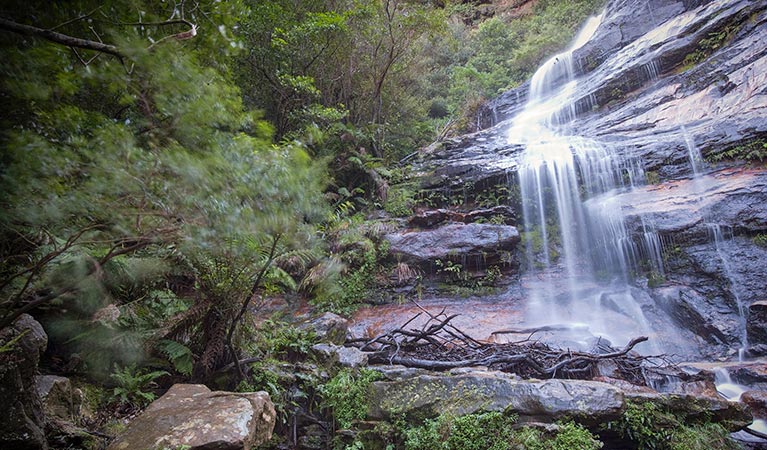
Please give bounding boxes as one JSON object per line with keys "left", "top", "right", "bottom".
{"left": 742, "top": 390, "right": 767, "bottom": 419}
{"left": 0, "top": 314, "right": 49, "bottom": 450}
{"left": 108, "top": 384, "right": 276, "bottom": 450}
{"left": 748, "top": 301, "right": 767, "bottom": 354}
{"left": 385, "top": 222, "right": 520, "bottom": 270}
{"left": 423, "top": 0, "right": 767, "bottom": 192}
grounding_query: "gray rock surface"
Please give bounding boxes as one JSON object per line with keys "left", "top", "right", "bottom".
{"left": 367, "top": 369, "right": 750, "bottom": 430}
{"left": 742, "top": 390, "right": 767, "bottom": 419}
{"left": 312, "top": 343, "right": 369, "bottom": 368}
{"left": 107, "top": 384, "right": 276, "bottom": 450}
{"left": 385, "top": 222, "right": 519, "bottom": 269}
{"left": 367, "top": 370, "right": 625, "bottom": 424}
{"left": 0, "top": 314, "right": 49, "bottom": 450}
{"left": 35, "top": 375, "right": 83, "bottom": 421}
{"left": 302, "top": 312, "right": 349, "bottom": 345}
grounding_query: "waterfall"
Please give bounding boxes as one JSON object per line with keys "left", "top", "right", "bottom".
{"left": 506, "top": 13, "right": 669, "bottom": 351}
{"left": 707, "top": 224, "right": 749, "bottom": 359}
{"left": 682, "top": 126, "right": 704, "bottom": 176}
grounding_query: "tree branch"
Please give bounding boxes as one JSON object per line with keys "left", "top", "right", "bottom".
{"left": 0, "top": 17, "right": 123, "bottom": 58}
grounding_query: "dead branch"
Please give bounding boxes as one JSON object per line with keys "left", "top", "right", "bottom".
{"left": 348, "top": 309, "right": 657, "bottom": 385}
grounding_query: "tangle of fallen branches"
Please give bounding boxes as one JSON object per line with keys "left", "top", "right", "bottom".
{"left": 347, "top": 308, "right": 668, "bottom": 384}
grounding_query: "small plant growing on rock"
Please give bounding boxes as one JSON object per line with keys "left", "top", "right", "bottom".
{"left": 753, "top": 234, "right": 767, "bottom": 247}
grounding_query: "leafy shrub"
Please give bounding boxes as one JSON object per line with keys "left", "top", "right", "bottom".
{"left": 404, "top": 411, "right": 518, "bottom": 450}
{"left": 320, "top": 368, "right": 382, "bottom": 429}
{"left": 520, "top": 422, "right": 603, "bottom": 450}
{"left": 604, "top": 401, "right": 740, "bottom": 450}
{"left": 249, "top": 318, "right": 317, "bottom": 360}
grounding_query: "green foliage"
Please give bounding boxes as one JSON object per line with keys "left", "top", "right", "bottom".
{"left": 645, "top": 171, "right": 661, "bottom": 185}
{"left": 708, "top": 139, "right": 767, "bottom": 163}
{"left": 158, "top": 340, "right": 194, "bottom": 376}
{"left": 385, "top": 184, "right": 418, "bottom": 217}
{"left": 647, "top": 271, "right": 666, "bottom": 288}
{"left": 475, "top": 185, "right": 511, "bottom": 208}
{"left": 109, "top": 364, "right": 168, "bottom": 407}
{"left": 668, "top": 422, "right": 739, "bottom": 450}
{"left": 518, "top": 422, "right": 603, "bottom": 450}
{"left": 0, "top": 0, "right": 329, "bottom": 379}
{"left": 247, "top": 318, "right": 318, "bottom": 360}
{"left": 604, "top": 401, "right": 739, "bottom": 450}
{"left": 681, "top": 22, "right": 741, "bottom": 70}
{"left": 320, "top": 368, "right": 382, "bottom": 429}
{"left": 403, "top": 411, "right": 518, "bottom": 450}
{"left": 753, "top": 234, "right": 767, "bottom": 247}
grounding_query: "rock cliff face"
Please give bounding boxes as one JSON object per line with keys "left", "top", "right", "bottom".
{"left": 395, "top": 0, "right": 767, "bottom": 360}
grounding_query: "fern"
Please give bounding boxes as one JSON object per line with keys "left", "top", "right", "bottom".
{"left": 110, "top": 364, "right": 168, "bottom": 406}
{"left": 158, "top": 339, "right": 194, "bottom": 376}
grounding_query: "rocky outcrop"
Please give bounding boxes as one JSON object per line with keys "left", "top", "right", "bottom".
{"left": 312, "top": 343, "right": 369, "bottom": 368}
{"left": 107, "top": 384, "right": 276, "bottom": 450}
{"left": 385, "top": 222, "right": 519, "bottom": 270}
{"left": 300, "top": 312, "right": 349, "bottom": 345}
{"left": 366, "top": 368, "right": 751, "bottom": 429}
{"left": 35, "top": 375, "right": 83, "bottom": 422}
{"left": 408, "top": 205, "right": 516, "bottom": 228}
{"left": 742, "top": 391, "right": 767, "bottom": 419}
{"left": 367, "top": 370, "right": 625, "bottom": 424}
{"left": 0, "top": 314, "right": 49, "bottom": 450}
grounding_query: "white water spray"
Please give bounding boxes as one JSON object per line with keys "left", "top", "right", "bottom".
{"left": 507, "top": 13, "right": 669, "bottom": 352}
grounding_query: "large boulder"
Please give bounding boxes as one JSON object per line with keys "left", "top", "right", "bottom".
{"left": 107, "top": 384, "right": 276, "bottom": 450}
{"left": 367, "top": 370, "right": 624, "bottom": 424}
{"left": 385, "top": 223, "right": 519, "bottom": 270}
{"left": 366, "top": 369, "right": 751, "bottom": 430}
{"left": 0, "top": 314, "right": 49, "bottom": 450}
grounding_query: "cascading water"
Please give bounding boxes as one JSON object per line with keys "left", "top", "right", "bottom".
{"left": 507, "top": 13, "right": 672, "bottom": 352}
{"left": 707, "top": 224, "right": 750, "bottom": 360}
{"left": 683, "top": 126, "right": 750, "bottom": 358}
